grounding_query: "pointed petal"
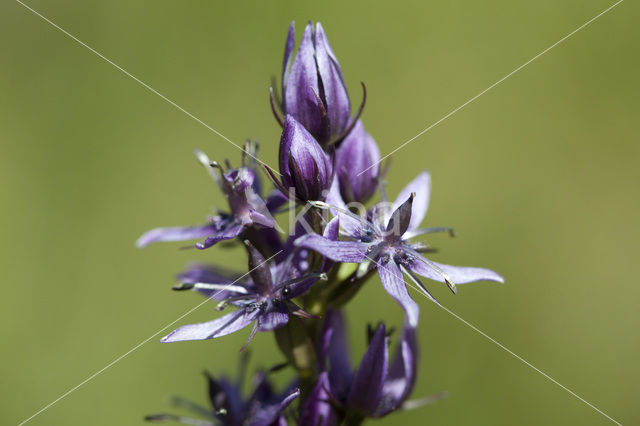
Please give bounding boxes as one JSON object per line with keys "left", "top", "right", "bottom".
{"left": 321, "top": 310, "right": 352, "bottom": 396}
{"left": 136, "top": 224, "right": 215, "bottom": 248}
{"left": 160, "top": 310, "right": 258, "bottom": 343}
{"left": 283, "top": 23, "right": 322, "bottom": 137}
{"left": 196, "top": 223, "right": 244, "bottom": 249}
{"left": 282, "top": 22, "right": 296, "bottom": 92}
{"left": 300, "top": 372, "right": 338, "bottom": 426}
{"left": 295, "top": 234, "right": 368, "bottom": 263}
{"left": 386, "top": 193, "right": 414, "bottom": 238}
{"left": 377, "top": 259, "right": 420, "bottom": 327}
{"left": 393, "top": 172, "right": 431, "bottom": 231}
{"left": 245, "top": 242, "right": 274, "bottom": 294}
{"left": 409, "top": 255, "right": 504, "bottom": 284}
{"left": 347, "top": 324, "right": 388, "bottom": 415}
{"left": 378, "top": 326, "right": 418, "bottom": 416}
{"left": 315, "top": 22, "right": 350, "bottom": 139}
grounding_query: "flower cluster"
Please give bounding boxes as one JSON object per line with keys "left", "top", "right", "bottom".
{"left": 142, "top": 21, "right": 503, "bottom": 426}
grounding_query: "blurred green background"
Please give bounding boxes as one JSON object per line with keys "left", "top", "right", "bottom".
{"left": 1, "top": 0, "right": 638, "bottom": 424}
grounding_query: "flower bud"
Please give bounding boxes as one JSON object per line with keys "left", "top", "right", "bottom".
{"left": 335, "top": 120, "right": 380, "bottom": 204}
{"left": 279, "top": 115, "right": 333, "bottom": 202}
{"left": 282, "top": 21, "right": 350, "bottom": 145}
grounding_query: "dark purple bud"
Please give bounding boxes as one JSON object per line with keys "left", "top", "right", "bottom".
{"left": 282, "top": 21, "right": 350, "bottom": 144}
{"left": 279, "top": 115, "right": 333, "bottom": 202}
{"left": 335, "top": 120, "right": 380, "bottom": 203}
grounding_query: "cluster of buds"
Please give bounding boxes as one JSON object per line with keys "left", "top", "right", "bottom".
{"left": 141, "top": 21, "right": 503, "bottom": 426}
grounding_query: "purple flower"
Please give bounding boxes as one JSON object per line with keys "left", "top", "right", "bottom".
{"left": 280, "top": 21, "right": 350, "bottom": 145}
{"left": 295, "top": 172, "right": 504, "bottom": 326}
{"left": 335, "top": 120, "right": 380, "bottom": 204}
{"left": 137, "top": 147, "right": 276, "bottom": 250}
{"left": 161, "top": 241, "right": 324, "bottom": 346}
{"left": 267, "top": 115, "right": 333, "bottom": 202}
{"left": 145, "top": 361, "right": 299, "bottom": 426}
{"left": 301, "top": 310, "right": 419, "bottom": 423}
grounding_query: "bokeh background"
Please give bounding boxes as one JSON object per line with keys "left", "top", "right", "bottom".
{"left": 2, "top": 0, "right": 638, "bottom": 425}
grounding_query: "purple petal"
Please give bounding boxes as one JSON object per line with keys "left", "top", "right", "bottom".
{"left": 281, "top": 22, "right": 296, "bottom": 93}
{"left": 295, "top": 234, "right": 368, "bottom": 263}
{"left": 160, "top": 309, "right": 258, "bottom": 343}
{"left": 321, "top": 310, "right": 352, "bottom": 396}
{"left": 299, "top": 372, "right": 337, "bottom": 426}
{"left": 314, "top": 22, "right": 350, "bottom": 140}
{"left": 136, "top": 224, "right": 215, "bottom": 248}
{"left": 347, "top": 324, "right": 388, "bottom": 415}
{"left": 279, "top": 115, "right": 333, "bottom": 201}
{"left": 283, "top": 23, "right": 322, "bottom": 138}
{"left": 409, "top": 255, "right": 504, "bottom": 285}
{"left": 386, "top": 193, "right": 414, "bottom": 239}
{"left": 377, "top": 259, "right": 420, "bottom": 327}
{"left": 335, "top": 121, "right": 380, "bottom": 203}
{"left": 196, "top": 222, "right": 244, "bottom": 249}
{"left": 178, "top": 264, "right": 246, "bottom": 301}
{"left": 377, "top": 326, "right": 418, "bottom": 416}
{"left": 392, "top": 172, "right": 431, "bottom": 232}
{"left": 256, "top": 308, "right": 290, "bottom": 332}
{"left": 246, "top": 242, "right": 274, "bottom": 294}
{"left": 326, "top": 176, "right": 365, "bottom": 238}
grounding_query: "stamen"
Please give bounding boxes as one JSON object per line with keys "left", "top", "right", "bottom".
{"left": 420, "top": 257, "right": 457, "bottom": 295}
{"left": 404, "top": 227, "right": 456, "bottom": 240}
{"left": 400, "top": 264, "right": 442, "bottom": 307}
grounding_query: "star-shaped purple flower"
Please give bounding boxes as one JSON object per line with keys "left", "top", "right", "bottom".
{"left": 137, "top": 145, "right": 276, "bottom": 250}
{"left": 161, "top": 241, "right": 325, "bottom": 346}
{"left": 296, "top": 172, "right": 504, "bottom": 326}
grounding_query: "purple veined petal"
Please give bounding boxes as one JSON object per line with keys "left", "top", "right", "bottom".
{"left": 136, "top": 224, "right": 216, "bottom": 248}
{"left": 283, "top": 23, "right": 322, "bottom": 138}
{"left": 256, "top": 308, "right": 290, "bottom": 332}
{"left": 377, "top": 258, "right": 420, "bottom": 327}
{"left": 408, "top": 253, "right": 505, "bottom": 285}
{"left": 392, "top": 172, "right": 431, "bottom": 232}
{"left": 346, "top": 324, "right": 388, "bottom": 416}
{"left": 248, "top": 208, "right": 276, "bottom": 229}
{"left": 314, "top": 22, "right": 350, "bottom": 140}
{"left": 295, "top": 234, "right": 368, "bottom": 263}
{"left": 196, "top": 222, "right": 244, "bottom": 250}
{"left": 281, "top": 22, "right": 296, "bottom": 97}
{"left": 160, "top": 309, "right": 259, "bottom": 343}
{"left": 299, "top": 372, "right": 338, "bottom": 426}
{"left": 377, "top": 326, "right": 418, "bottom": 416}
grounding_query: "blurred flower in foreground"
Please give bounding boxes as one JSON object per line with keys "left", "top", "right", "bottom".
{"left": 301, "top": 310, "right": 444, "bottom": 425}
{"left": 137, "top": 142, "right": 276, "bottom": 250}
{"left": 296, "top": 172, "right": 504, "bottom": 326}
{"left": 146, "top": 354, "right": 299, "bottom": 426}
